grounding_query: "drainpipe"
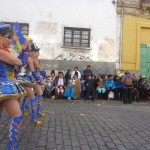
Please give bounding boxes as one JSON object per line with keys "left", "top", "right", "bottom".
{"left": 119, "top": 0, "right": 124, "bottom": 69}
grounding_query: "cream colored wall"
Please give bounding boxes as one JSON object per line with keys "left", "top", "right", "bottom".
{"left": 122, "top": 15, "right": 150, "bottom": 71}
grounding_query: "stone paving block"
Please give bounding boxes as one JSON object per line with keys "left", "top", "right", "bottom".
{"left": 63, "top": 139, "right": 71, "bottom": 146}
{"left": 78, "top": 138, "right": 88, "bottom": 145}
{"left": 103, "top": 136, "right": 112, "bottom": 142}
{"left": 73, "top": 147, "right": 80, "bottom": 150}
{"left": 56, "top": 138, "right": 63, "bottom": 145}
{"left": 99, "top": 145, "right": 109, "bottom": 150}
{"left": 47, "top": 141, "right": 56, "bottom": 149}
{"left": 64, "top": 146, "right": 72, "bottom": 150}
{"left": 106, "top": 142, "right": 117, "bottom": 149}
{"left": 80, "top": 145, "right": 90, "bottom": 150}
{"left": 37, "top": 140, "right": 46, "bottom": 147}
{"left": 72, "top": 141, "right": 80, "bottom": 147}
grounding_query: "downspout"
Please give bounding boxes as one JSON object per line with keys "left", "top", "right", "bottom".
{"left": 119, "top": 0, "right": 124, "bottom": 69}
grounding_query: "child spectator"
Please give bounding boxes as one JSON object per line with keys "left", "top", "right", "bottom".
{"left": 105, "top": 74, "right": 116, "bottom": 100}
{"left": 96, "top": 78, "right": 106, "bottom": 100}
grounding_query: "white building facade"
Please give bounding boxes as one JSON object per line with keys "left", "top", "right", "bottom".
{"left": 0, "top": 0, "right": 119, "bottom": 73}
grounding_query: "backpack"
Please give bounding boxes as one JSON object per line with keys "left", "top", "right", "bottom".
{"left": 124, "top": 77, "right": 132, "bottom": 86}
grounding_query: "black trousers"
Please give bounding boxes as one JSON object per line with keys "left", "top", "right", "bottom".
{"left": 138, "top": 88, "right": 148, "bottom": 101}
{"left": 96, "top": 92, "right": 105, "bottom": 100}
{"left": 123, "top": 88, "right": 133, "bottom": 104}
{"left": 115, "top": 88, "right": 123, "bottom": 101}
{"left": 85, "top": 86, "right": 95, "bottom": 99}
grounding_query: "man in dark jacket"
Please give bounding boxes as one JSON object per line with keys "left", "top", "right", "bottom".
{"left": 83, "top": 65, "right": 93, "bottom": 80}
{"left": 84, "top": 75, "right": 95, "bottom": 101}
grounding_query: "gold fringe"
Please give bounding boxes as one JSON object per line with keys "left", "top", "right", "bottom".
{"left": 0, "top": 94, "right": 21, "bottom": 102}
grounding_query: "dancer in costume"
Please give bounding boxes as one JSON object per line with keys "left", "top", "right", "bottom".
{"left": 30, "top": 43, "right": 47, "bottom": 118}
{"left": 0, "top": 22, "right": 29, "bottom": 150}
{"left": 14, "top": 23, "right": 44, "bottom": 126}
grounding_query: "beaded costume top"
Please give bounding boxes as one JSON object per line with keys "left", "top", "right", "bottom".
{"left": 0, "top": 47, "right": 26, "bottom": 101}
{"left": 0, "top": 47, "right": 12, "bottom": 81}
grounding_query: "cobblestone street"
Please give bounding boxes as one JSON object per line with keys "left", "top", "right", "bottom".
{"left": 1, "top": 100, "right": 150, "bottom": 150}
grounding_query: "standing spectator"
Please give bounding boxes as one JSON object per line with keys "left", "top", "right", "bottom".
{"left": 132, "top": 74, "right": 139, "bottom": 102}
{"left": 84, "top": 75, "right": 95, "bottom": 101}
{"left": 123, "top": 71, "right": 133, "bottom": 104}
{"left": 65, "top": 69, "right": 71, "bottom": 85}
{"left": 114, "top": 75, "right": 123, "bottom": 101}
{"left": 105, "top": 75, "right": 116, "bottom": 100}
{"left": 71, "top": 67, "right": 81, "bottom": 79}
{"left": 83, "top": 65, "right": 93, "bottom": 80}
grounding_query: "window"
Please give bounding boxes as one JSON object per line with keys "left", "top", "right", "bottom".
{"left": 63, "top": 27, "right": 90, "bottom": 48}
{"left": 3, "top": 22, "right": 29, "bottom": 35}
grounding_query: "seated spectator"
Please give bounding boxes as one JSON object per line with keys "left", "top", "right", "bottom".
{"left": 55, "top": 72, "right": 66, "bottom": 99}
{"left": 71, "top": 67, "right": 81, "bottom": 79}
{"left": 105, "top": 74, "right": 116, "bottom": 100}
{"left": 65, "top": 69, "right": 71, "bottom": 85}
{"left": 84, "top": 75, "right": 95, "bottom": 101}
{"left": 64, "top": 74, "right": 81, "bottom": 100}
{"left": 103, "top": 74, "right": 108, "bottom": 81}
{"left": 114, "top": 75, "right": 123, "bottom": 101}
{"left": 43, "top": 76, "right": 55, "bottom": 98}
{"left": 96, "top": 78, "right": 106, "bottom": 100}
{"left": 132, "top": 74, "right": 139, "bottom": 102}
{"left": 138, "top": 75, "right": 149, "bottom": 101}
{"left": 95, "top": 75, "right": 102, "bottom": 88}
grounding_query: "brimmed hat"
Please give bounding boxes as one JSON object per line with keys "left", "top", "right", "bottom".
{"left": 0, "top": 22, "right": 11, "bottom": 30}
{"left": 141, "top": 75, "right": 146, "bottom": 79}
{"left": 31, "top": 44, "right": 40, "bottom": 51}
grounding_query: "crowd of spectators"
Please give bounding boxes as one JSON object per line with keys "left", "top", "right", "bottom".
{"left": 43, "top": 65, "right": 150, "bottom": 104}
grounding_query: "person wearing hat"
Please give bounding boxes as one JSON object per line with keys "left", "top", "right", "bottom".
{"left": 132, "top": 74, "right": 139, "bottom": 102}
{"left": 0, "top": 22, "right": 29, "bottom": 150}
{"left": 138, "top": 75, "right": 149, "bottom": 101}
{"left": 30, "top": 43, "right": 47, "bottom": 118}
{"left": 123, "top": 71, "right": 133, "bottom": 104}
{"left": 15, "top": 36, "right": 44, "bottom": 126}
